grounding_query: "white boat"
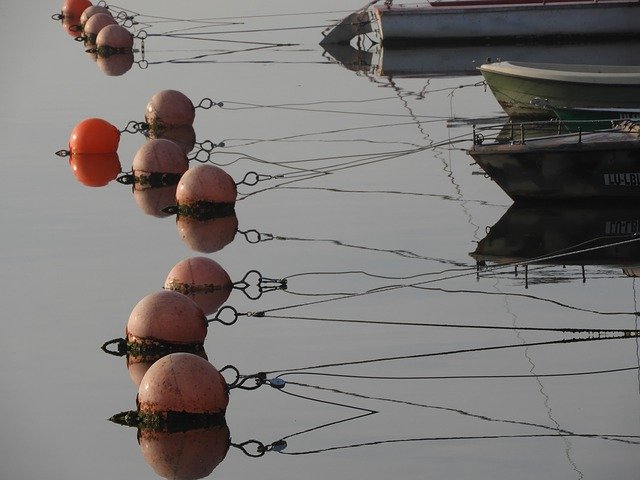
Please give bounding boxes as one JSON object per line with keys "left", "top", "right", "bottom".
{"left": 479, "top": 61, "right": 640, "bottom": 118}
{"left": 321, "top": 0, "right": 640, "bottom": 45}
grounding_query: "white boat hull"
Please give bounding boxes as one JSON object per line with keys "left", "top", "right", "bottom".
{"left": 323, "top": 1, "right": 640, "bottom": 44}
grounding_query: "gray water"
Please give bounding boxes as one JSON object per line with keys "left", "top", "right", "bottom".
{"left": 1, "top": 1, "right": 639, "bottom": 479}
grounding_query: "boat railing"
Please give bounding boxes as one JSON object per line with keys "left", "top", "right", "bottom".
{"left": 471, "top": 118, "right": 628, "bottom": 146}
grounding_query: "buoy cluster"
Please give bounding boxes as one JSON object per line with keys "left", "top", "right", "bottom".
{"left": 55, "top": 0, "right": 135, "bottom": 76}
{"left": 60, "top": 89, "right": 238, "bottom": 247}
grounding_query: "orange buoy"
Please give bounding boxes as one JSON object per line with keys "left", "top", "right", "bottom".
{"left": 140, "top": 424, "right": 230, "bottom": 480}
{"left": 126, "top": 290, "right": 207, "bottom": 346}
{"left": 177, "top": 164, "right": 237, "bottom": 206}
{"left": 80, "top": 4, "right": 111, "bottom": 24}
{"left": 177, "top": 215, "right": 239, "bottom": 253}
{"left": 83, "top": 12, "right": 117, "bottom": 44}
{"left": 97, "top": 51, "right": 134, "bottom": 76}
{"left": 127, "top": 349, "right": 209, "bottom": 387}
{"left": 145, "top": 90, "right": 195, "bottom": 129}
{"left": 69, "top": 118, "right": 120, "bottom": 154}
{"left": 61, "top": 0, "right": 92, "bottom": 19}
{"left": 164, "top": 257, "right": 233, "bottom": 315}
{"left": 133, "top": 139, "right": 189, "bottom": 184}
{"left": 96, "top": 23, "right": 133, "bottom": 53}
{"left": 69, "top": 152, "right": 121, "bottom": 187}
{"left": 138, "top": 353, "right": 229, "bottom": 415}
{"left": 147, "top": 125, "right": 197, "bottom": 154}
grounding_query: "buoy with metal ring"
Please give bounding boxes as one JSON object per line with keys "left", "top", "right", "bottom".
{"left": 137, "top": 353, "right": 229, "bottom": 415}
{"left": 96, "top": 23, "right": 133, "bottom": 54}
{"left": 61, "top": 0, "right": 92, "bottom": 19}
{"left": 164, "top": 257, "right": 233, "bottom": 315}
{"left": 145, "top": 90, "right": 196, "bottom": 129}
{"left": 83, "top": 12, "right": 117, "bottom": 44}
{"left": 68, "top": 117, "right": 120, "bottom": 154}
{"left": 131, "top": 139, "right": 189, "bottom": 187}
{"left": 176, "top": 164, "right": 237, "bottom": 210}
{"left": 80, "top": 4, "right": 111, "bottom": 24}
{"left": 126, "top": 290, "right": 208, "bottom": 348}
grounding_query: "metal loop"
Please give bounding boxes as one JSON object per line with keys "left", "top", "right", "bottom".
{"left": 219, "top": 364, "right": 240, "bottom": 387}
{"left": 136, "top": 59, "right": 149, "bottom": 69}
{"left": 189, "top": 148, "right": 212, "bottom": 163}
{"left": 52, "top": 13, "right": 63, "bottom": 20}
{"left": 136, "top": 29, "right": 148, "bottom": 40}
{"left": 101, "top": 338, "right": 127, "bottom": 357}
{"left": 74, "top": 36, "right": 87, "bottom": 42}
{"left": 236, "top": 171, "right": 273, "bottom": 187}
{"left": 55, "top": 149, "right": 70, "bottom": 157}
{"left": 121, "top": 121, "right": 148, "bottom": 134}
{"left": 195, "top": 98, "right": 224, "bottom": 110}
{"left": 207, "top": 306, "right": 239, "bottom": 326}
{"left": 232, "top": 440, "right": 267, "bottom": 458}
{"left": 238, "top": 229, "right": 274, "bottom": 244}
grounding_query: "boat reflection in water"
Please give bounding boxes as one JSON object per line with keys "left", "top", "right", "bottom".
{"left": 323, "top": 39, "right": 640, "bottom": 78}
{"left": 471, "top": 202, "right": 640, "bottom": 284}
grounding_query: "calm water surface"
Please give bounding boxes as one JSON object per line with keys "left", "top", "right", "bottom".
{"left": 1, "top": 1, "right": 639, "bottom": 479}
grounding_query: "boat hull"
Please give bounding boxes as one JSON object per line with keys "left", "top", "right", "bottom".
{"left": 372, "top": 2, "right": 640, "bottom": 44}
{"left": 469, "top": 135, "right": 640, "bottom": 200}
{"left": 481, "top": 68, "right": 640, "bottom": 118}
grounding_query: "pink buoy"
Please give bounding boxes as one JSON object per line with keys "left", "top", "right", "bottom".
{"left": 138, "top": 353, "right": 229, "bottom": 415}
{"left": 133, "top": 139, "right": 189, "bottom": 183}
{"left": 164, "top": 257, "right": 232, "bottom": 315}
{"left": 177, "top": 164, "right": 237, "bottom": 206}
{"left": 145, "top": 90, "right": 195, "bottom": 129}
{"left": 96, "top": 23, "right": 133, "bottom": 53}
{"left": 126, "top": 290, "right": 207, "bottom": 346}
{"left": 83, "top": 12, "right": 117, "bottom": 44}
{"left": 177, "top": 215, "right": 239, "bottom": 253}
{"left": 80, "top": 4, "right": 111, "bottom": 24}
{"left": 140, "top": 424, "right": 230, "bottom": 480}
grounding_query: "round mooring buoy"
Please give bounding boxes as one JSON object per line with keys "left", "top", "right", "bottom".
{"left": 177, "top": 164, "right": 237, "bottom": 207}
{"left": 96, "top": 23, "right": 133, "bottom": 53}
{"left": 126, "top": 290, "right": 207, "bottom": 347}
{"left": 164, "top": 257, "right": 233, "bottom": 315}
{"left": 138, "top": 353, "right": 229, "bottom": 415}
{"left": 69, "top": 118, "right": 120, "bottom": 154}
{"left": 145, "top": 90, "right": 196, "bottom": 129}
{"left": 80, "top": 4, "right": 111, "bottom": 25}
{"left": 61, "top": 0, "right": 92, "bottom": 19}
{"left": 83, "top": 12, "right": 117, "bottom": 44}
{"left": 133, "top": 139, "right": 189, "bottom": 182}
